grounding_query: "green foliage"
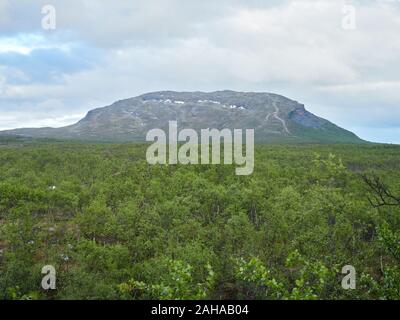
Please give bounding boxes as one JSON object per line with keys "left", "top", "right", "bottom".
{"left": 118, "top": 259, "right": 215, "bottom": 300}
{"left": 358, "top": 223, "right": 400, "bottom": 299}
{"left": 235, "top": 252, "right": 332, "bottom": 300}
{"left": 0, "top": 142, "right": 399, "bottom": 299}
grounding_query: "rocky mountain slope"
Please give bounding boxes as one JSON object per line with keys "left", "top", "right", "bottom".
{"left": 0, "top": 91, "right": 364, "bottom": 143}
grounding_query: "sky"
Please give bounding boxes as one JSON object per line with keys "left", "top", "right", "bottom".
{"left": 0, "top": 0, "right": 399, "bottom": 143}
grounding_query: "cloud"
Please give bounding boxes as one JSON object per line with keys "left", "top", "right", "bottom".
{"left": 0, "top": 46, "right": 95, "bottom": 84}
{"left": 0, "top": 97, "right": 86, "bottom": 129}
{"left": 0, "top": 0, "right": 399, "bottom": 143}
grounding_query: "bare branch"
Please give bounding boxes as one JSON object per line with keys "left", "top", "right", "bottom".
{"left": 361, "top": 174, "right": 400, "bottom": 208}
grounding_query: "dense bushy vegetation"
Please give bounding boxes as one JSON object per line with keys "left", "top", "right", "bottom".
{"left": 0, "top": 141, "right": 399, "bottom": 299}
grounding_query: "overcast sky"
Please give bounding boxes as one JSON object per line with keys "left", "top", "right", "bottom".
{"left": 0, "top": 0, "right": 399, "bottom": 143}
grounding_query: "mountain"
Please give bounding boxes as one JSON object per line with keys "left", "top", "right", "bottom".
{"left": 0, "top": 91, "right": 364, "bottom": 143}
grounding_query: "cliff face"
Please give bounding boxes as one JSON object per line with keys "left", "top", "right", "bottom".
{"left": 289, "top": 105, "right": 328, "bottom": 129}
{"left": 0, "top": 91, "right": 364, "bottom": 143}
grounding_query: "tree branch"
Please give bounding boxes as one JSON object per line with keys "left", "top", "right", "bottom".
{"left": 362, "top": 174, "right": 400, "bottom": 208}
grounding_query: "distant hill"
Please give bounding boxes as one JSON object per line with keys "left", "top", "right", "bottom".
{"left": 0, "top": 91, "right": 365, "bottom": 143}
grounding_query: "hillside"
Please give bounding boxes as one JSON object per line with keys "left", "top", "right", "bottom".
{"left": 0, "top": 91, "right": 364, "bottom": 143}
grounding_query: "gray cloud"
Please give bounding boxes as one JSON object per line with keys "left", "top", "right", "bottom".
{"left": 0, "top": 0, "right": 399, "bottom": 143}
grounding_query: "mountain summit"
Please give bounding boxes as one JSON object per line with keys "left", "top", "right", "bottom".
{"left": 0, "top": 91, "right": 363, "bottom": 143}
